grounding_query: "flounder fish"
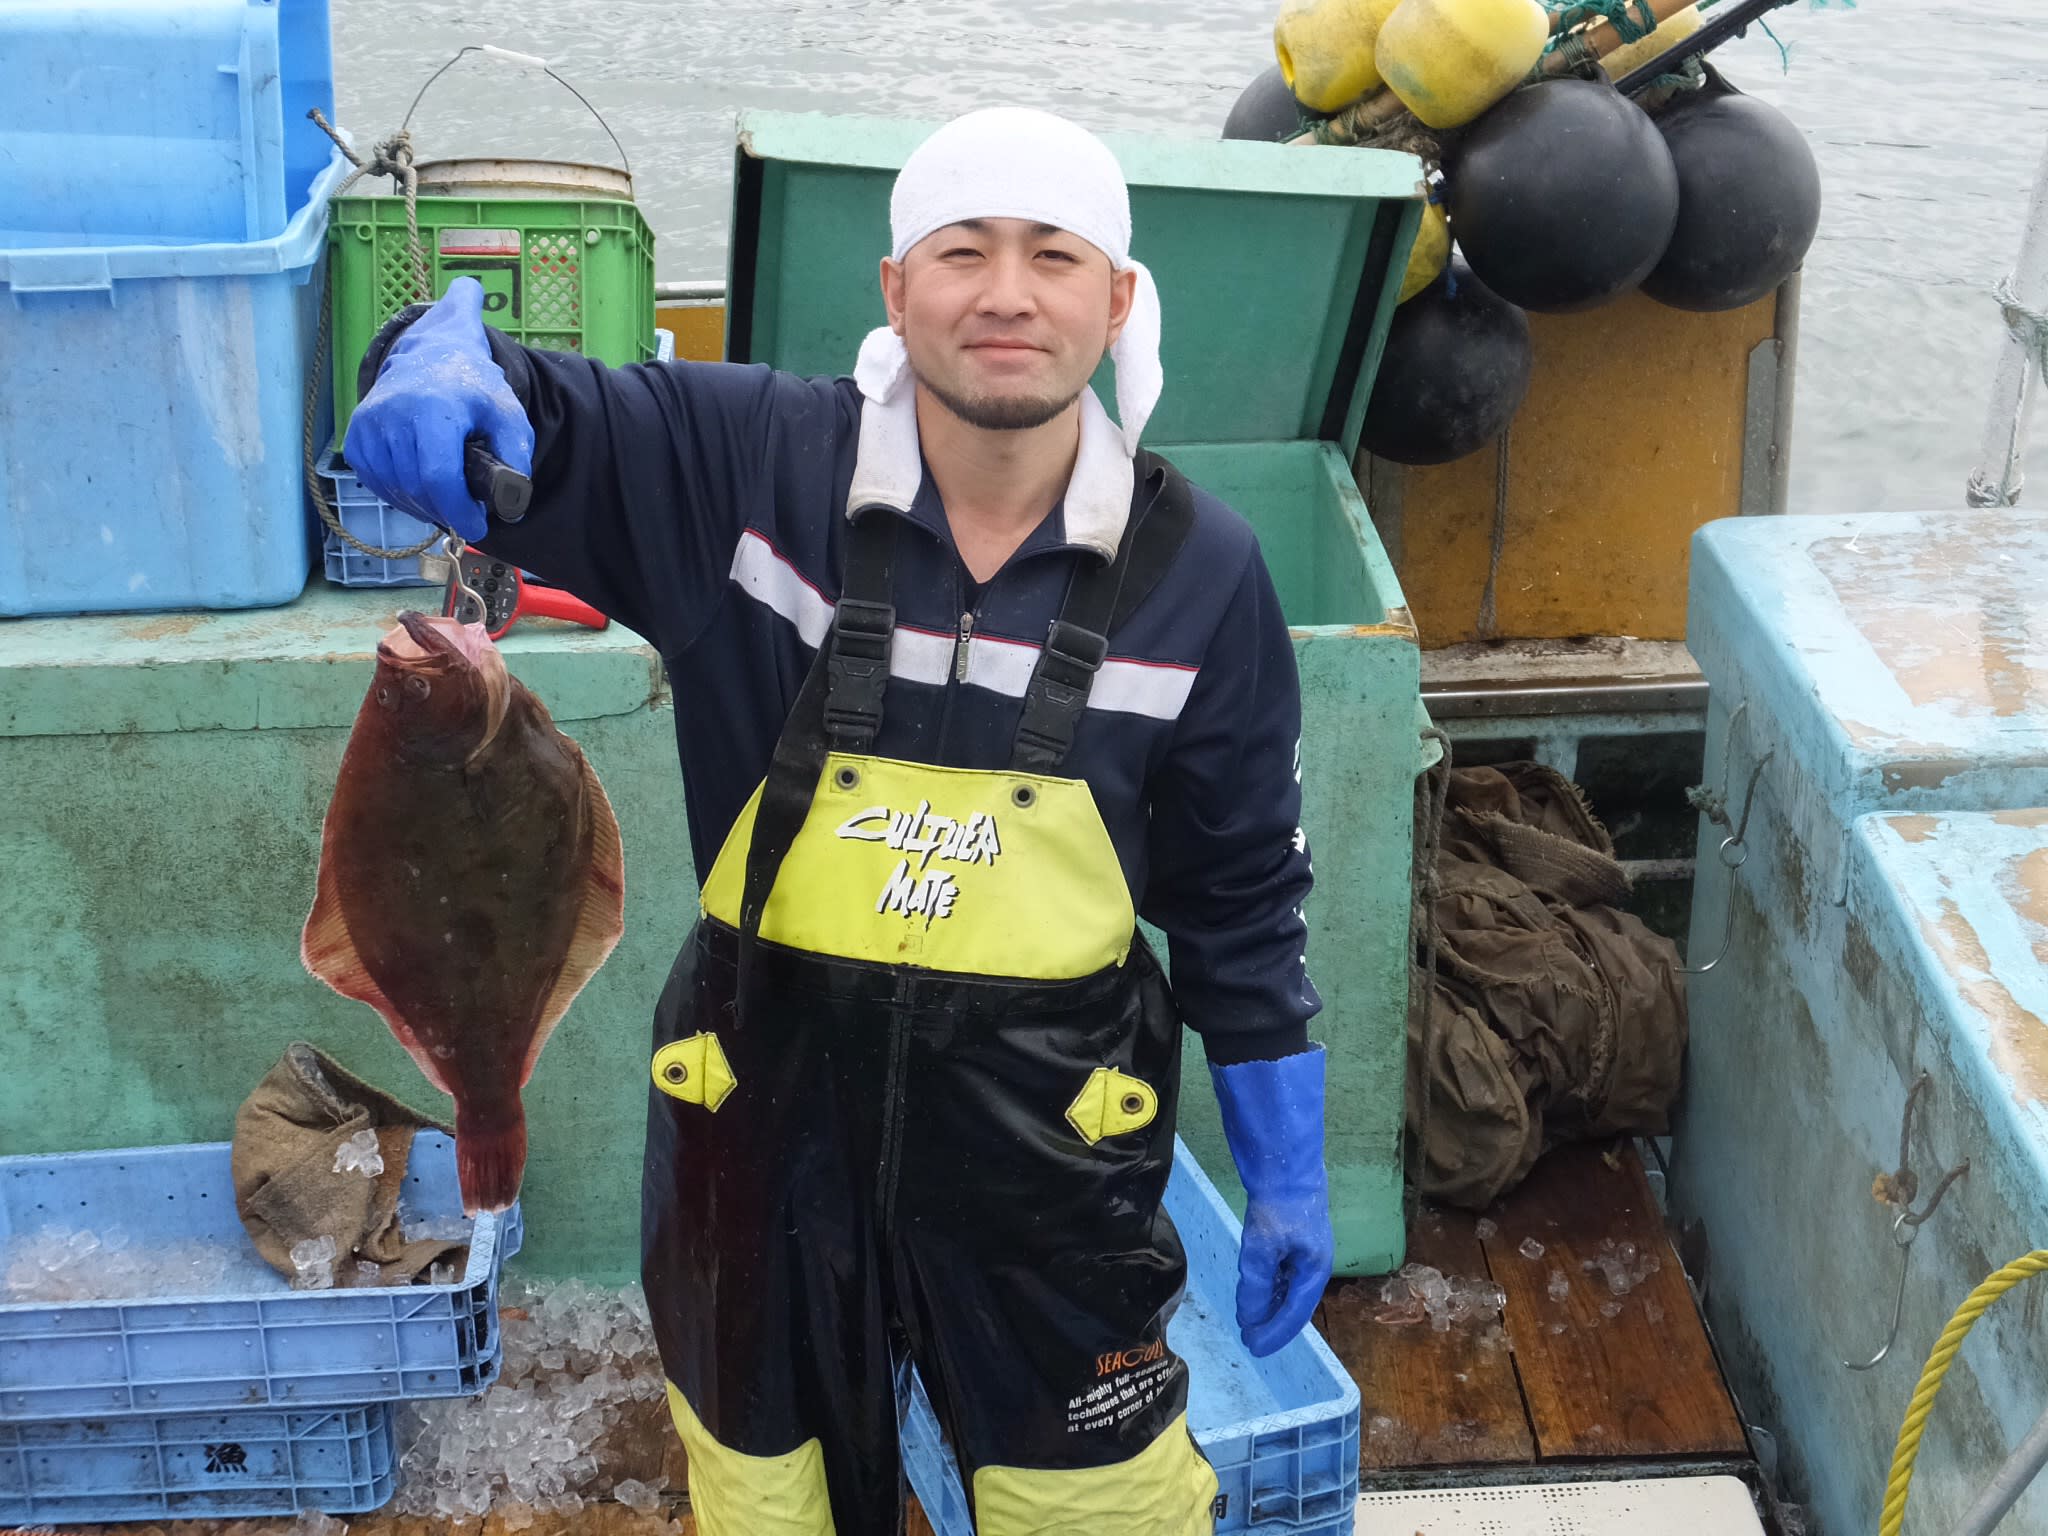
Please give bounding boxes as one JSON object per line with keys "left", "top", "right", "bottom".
{"left": 302, "top": 612, "right": 624, "bottom": 1212}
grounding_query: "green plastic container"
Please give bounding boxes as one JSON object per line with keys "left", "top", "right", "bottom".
{"left": 326, "top": 191, "right": 656, "bottom": 447}
{"left": 728, "top": 110, "right": 1430, "bottom": 1275}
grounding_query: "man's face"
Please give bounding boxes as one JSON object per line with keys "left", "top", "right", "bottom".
{"left": 881, "top": 218, "right": 1137, "bottom": 432}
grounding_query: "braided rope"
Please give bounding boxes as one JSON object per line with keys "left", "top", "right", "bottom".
{"left": 301, "top": 111, "right": 439, "bottom": 562}
{"left": 1879, "top": 1251, "right": 2048, "bottom": 1536}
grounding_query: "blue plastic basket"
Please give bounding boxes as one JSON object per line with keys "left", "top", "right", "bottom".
{"left": 900, "top": 1138, "right": 1360, "bottom": 1536}
{"left": 318, "top": 447, "right": 443, "bottom": 589}
{"left": 0, "top": 1403, "right": 395, "bottom": 1524}
{"left": 0, "top": 1132, "right": 519, "bottom": 1421}
{"left": 318, "top": 327, "right": 676, "bottom": 588}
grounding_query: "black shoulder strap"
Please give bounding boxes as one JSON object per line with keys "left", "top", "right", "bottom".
{"left": 1009, "top": 451, "right": 1196, "bottom": 774}
{"left": 733, "top": 508, "right": 897, "bottom": 1024}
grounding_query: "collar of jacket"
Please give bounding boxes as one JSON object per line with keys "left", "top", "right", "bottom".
{"left": 845, "top": 383, "right": 1136, "bottom": 562}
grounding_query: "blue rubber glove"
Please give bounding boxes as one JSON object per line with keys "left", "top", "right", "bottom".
{"left": 343, "top": 277, "right": 534, "bottom": 543}
{"left": 1210, "top": 1044, "right": 1334, "bottom": 1359}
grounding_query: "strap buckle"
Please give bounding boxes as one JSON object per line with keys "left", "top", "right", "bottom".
{"left": 1012, "top": 619, "right": 1108, "bottom": 769}
{"left": 824, "top": 597, "right": 894, "bottom": 749}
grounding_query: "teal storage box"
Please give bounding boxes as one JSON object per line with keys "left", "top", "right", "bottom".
{"left": 726, "top": 109, "right": 1429, "bottom": 1275}
{"left": 0, "top": 148, "right": 346, "bottom": 618}
{"left": 901, "top": 1140, "right": 1360, "bottom": 1536}
{"left": 0, "top": 0, "right": 336, "bottom": 248}
{"left": 1672, "top": 511, "right": 2048, "bottom": 1536}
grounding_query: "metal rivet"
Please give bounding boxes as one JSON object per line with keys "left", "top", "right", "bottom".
{"left": 1121, "top": 1093, "right": 1145, "bottom": 1116}
{"left": 663, "top": 1062, "right": 688, "bottom": 1084}
{"left": 1012, "top": 784, "right": 1036, "bottom": 808}
{"left": 835, "top": 766, "right": 861, "bottom": 790}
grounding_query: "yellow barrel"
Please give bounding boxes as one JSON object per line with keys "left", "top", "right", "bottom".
{"left": 1600, "top": 3, "right": 1703, "bottom": 80}
{"left": 1374, "top": 0, "right": 1551, "bottom": 129}
{"left": 1399, "top": 201, "right": 1450, "bottom": 301}
{"left": 1274, "top": 0, "right": 1404, "bottom": 114}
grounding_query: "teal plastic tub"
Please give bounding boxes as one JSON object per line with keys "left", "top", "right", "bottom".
{"left": 901, "top": 1139, "right": 1360, "bottom": 1535}
{"left": 0, "top": 147, "right": 348, "bottom": 618}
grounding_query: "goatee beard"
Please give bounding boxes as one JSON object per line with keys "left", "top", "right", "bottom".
{"left": 916, "top": 368, "right": 1081, "bottom": 432}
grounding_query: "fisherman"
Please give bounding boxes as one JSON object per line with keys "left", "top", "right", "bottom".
{"left": 346, "top": 105, "right": 1331, "bottom": 1536}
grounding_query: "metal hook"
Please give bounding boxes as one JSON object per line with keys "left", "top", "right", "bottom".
{"left": 1681, "top": 751, "right": 1775, "bottom": 976}
{"left": 1841, "top": 1076, "right": 1972, "bottom": 1371}
{"left": 1843, "top": 1209, "right": 1917, "bottom": 1371}
{"left": 441, "top": 531, "right": 487, "bottom": 626}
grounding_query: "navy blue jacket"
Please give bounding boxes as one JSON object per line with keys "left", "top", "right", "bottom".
{"left": 473, "top": 343, "right": 1320, "bottom": 1063}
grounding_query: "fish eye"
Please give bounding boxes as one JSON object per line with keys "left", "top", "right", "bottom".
{"left": 375, "top": 687, "right": 395, "bottom": 709}
{"left": 405, "top": 675, "right": 432, "bottom": 699}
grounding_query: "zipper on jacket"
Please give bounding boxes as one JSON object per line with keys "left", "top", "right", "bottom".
{"left": 952, "top": 611, "right": 975, "bottom": 683}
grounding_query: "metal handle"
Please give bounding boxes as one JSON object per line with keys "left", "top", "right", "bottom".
{"left": 464, "top": 437, "right": 532, "bottom": 523}
{"left": 401, "top": 46, "right": 632, "bottom": 177}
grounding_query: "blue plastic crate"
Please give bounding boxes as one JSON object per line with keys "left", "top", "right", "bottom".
{"left": 0, "top": 147, "right": 350, "bottom": 618}
{"left": 318, "top": 447, "right": 443, "bottom": 588}
{"left": 318, "top": 327, "right": 676, "bottom": 589}
{"left": 0, "top": 1132, "right": 518, "bottom": 1421}
{"left": 901, "top": 1138, "right": 1360, "bottom": 1536}
{"left": 0, "top": 1403, "right": 394, "bottom": 1524}
{"left": 0, "top": 0, "right": 335, "bottom": 248}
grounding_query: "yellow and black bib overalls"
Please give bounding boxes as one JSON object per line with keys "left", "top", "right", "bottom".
{"left": 642, "top": 455, "right": 1220, "bottom": 1535}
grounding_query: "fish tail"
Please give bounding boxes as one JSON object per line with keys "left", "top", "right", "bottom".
{"left": 454, "top": 1106, "right": 528, "bottom": 1214}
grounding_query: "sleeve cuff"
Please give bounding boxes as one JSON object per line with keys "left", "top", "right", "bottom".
{"left": 1201, "top": 1021, "right": 1312, "bottom": 1067}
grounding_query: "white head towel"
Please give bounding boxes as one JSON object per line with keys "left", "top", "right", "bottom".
{"left": 852, "top": 105, "right": 1162, "bottom": 458}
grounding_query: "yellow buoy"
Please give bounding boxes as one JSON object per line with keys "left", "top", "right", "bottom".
{"left": 1374, "top": 0, "right": 1551, "bottom": 129}
{"left": 1274, "top": 0, "right": 1404, "bottom": 114}
{"left": 1600, "top": 3, "right": 1703, "bottom": 81}
{"left": 1399, "top": 200, "right": 1450, "bottom": 301}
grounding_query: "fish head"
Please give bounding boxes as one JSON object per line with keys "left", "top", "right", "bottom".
{"left": 371, "top": 612, "right": 512, "bottom": 764}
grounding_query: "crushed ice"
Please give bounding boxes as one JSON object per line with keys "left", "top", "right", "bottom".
{"left": 1364, "top": 1263, "right": 1508, "bottom": 1334}
{"left": 333, "top": 1129, "right": 385, "bottom": 1178}
{"left": 291, "top": 1234, "right": 338, "bottom": 1291}
{"left": 1518, "top": 1237, "right": 1545, "bottom": 1260}
{"left": 1582, "top": 1237, "right": 1662, "bottom": 1296}
{"left": 392, "top": 1276, "right": 680, "bottom": 1523}
{"left": 2, "top": 1226, "right": 247, "bottom": 1302}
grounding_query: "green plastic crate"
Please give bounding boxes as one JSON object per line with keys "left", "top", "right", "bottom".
{"left": 326, "top": 193, "right": 656, "bottom": 446}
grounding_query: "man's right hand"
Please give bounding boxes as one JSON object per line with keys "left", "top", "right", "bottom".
{"left": 344, "top": 277, "right": 535, "bottom": 543}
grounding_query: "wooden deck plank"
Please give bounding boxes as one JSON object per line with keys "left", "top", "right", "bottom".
{"left": 1318, "top": 1204, "right": 1537, "bottom": 1469}
{"left": 1481, "top": 1141, "right": 1748, "bottom": 1461}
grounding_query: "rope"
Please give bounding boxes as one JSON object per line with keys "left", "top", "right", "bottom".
{"left": 301, "top": 110, "right": 440, "bottom": 562}
{"left": 1542, "top": 0, "right": 1660, "bottom": 49}
{"left": 1964, "top": 276, "right": 2048, "bottom": 508}
{"left": 1406, "top": 726, "right": 1454, "bottom": 1212}
{"left": 1476, "top": 422, "right": 1512, "bottom": 641}
{"left": 1879, "top": 1251, "right": 2048, "bottom": 1536}
{"left": 1996, "top": 274, "right": 2048, "bottom": 378}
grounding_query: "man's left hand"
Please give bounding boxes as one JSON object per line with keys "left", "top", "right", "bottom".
{"left": 1210, "top": 1045, "right": 1334, "bottom": 1358}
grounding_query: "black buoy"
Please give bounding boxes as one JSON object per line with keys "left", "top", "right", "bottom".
{"left": 1222, "top": 64, "right": 1326, "bottom": 142}
{"left": 1641, "top": 74, "right": 1821, "bottom": 312}
{"left": 1445, "top": 77, "right": 1680, "bottom": 314}
{"left": 1360, "top": 256, "right": 1533, "bottom": 467}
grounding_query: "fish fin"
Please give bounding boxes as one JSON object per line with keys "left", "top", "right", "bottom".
{"left": 301, "top": 847, "right": 458, "bottom": 1098}
{"left": 520, "top": 751, "right": 627, "bottom": 1089}
{"left": 455, "top": 1104, "right": 528, "bottom": 1214}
